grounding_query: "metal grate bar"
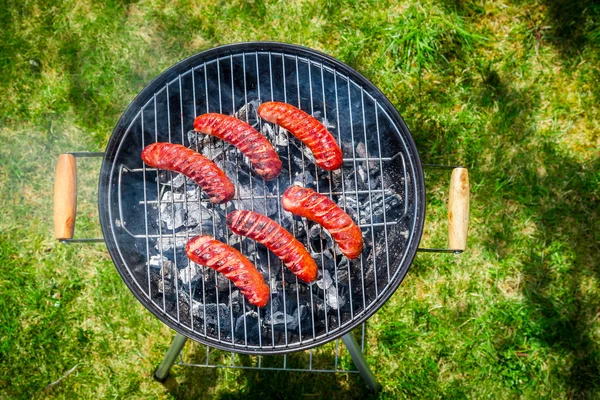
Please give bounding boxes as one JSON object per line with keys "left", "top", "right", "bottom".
{"left": 282, "top": 53, "right": 305, "bottom": 344}
{"left": 180, "top": 73, "right": 195, "bottom": 331}
{"left": 153, "top": 94, "right": 168, "bottom": 314}
{"left": 166, "top": 81, "right": 182, "bottom": 325}
{"left": 333, "top": 71, "right": 354, "bottom": 321}
{"left": 361, "top": 88, "right": 379, "bottom": 298}
{"left": 136, "top": 189, "right": 395, "bottom": 203}
{"left": 239, "top": 54, "right": 250, "bottom": 348}
{"left": 141, "top": 105, "right": 152, "bottom": 299}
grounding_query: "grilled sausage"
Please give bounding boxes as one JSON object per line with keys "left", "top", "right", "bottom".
{"left": 186, "top": 236, "right": 270, "bottom": 307}
{"left": 257, "top": 102, "right": 343, "bottom": 171}
{"left": 281, "top": 186, "right": 363, "bottom": 259}
{"left": 141, "top": 142, "right": 235, "bottom": 204}
{"left": 193, "top": 113, "right": 282, "bottom": 180}
{"left": 227, "top": 210, "right": 318, "bottom": 283}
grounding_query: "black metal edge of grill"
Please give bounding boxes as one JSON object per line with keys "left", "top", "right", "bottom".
{"left": 98, "top": 42, "right": 426, "bottom": 355}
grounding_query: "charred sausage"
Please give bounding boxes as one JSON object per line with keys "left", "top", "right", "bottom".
{"left": 193, "top": 113, "right": 282, "bottom": 180}
{"left": 227, "top": 210, "right": 318, "bottom": 283}
{"left": 281, "top": 186, "right": 363, "bottom": 259}
{"left": 141, "top": 142, "right": 235, "bottom": 204}
{"left": 257, "top": 102, "right": 343, "bottom": 170}
{"left": 186, "top": 235, "right": 270, "bottom": 307}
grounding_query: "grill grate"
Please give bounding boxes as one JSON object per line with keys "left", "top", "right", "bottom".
{"left": 102, "top": 46, "right": 423, "bottom": 354}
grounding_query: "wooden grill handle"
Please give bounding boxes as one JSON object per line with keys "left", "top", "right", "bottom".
{"left": 54, "top": 154, "right": 77, "bottom": 240}
{"left": 447, "top": 167, "right": 470, "bottom": 251}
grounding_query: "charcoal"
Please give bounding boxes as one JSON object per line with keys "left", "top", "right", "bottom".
{"left": 268, "top": 311, "right": 295, "bottom": 332}
{"left": 308, "top": 224, "right": 334, "bottom": 254}
{"left": 234, "top": 310, "right": 260, "bottom": 342}
{"left": 144, "top": 98, "right": 408, "bottom": 347}
{"left": 261, "top": 123, "right": 289, "bottom": 147}
{"left": 194, "top": 303, "right": 231, "bottom": 333}
{"left": 292, "top": 170, "right": 315, "bottom": 188}
{"left": 234, "top": 100, "right": 261, "bottom": 128}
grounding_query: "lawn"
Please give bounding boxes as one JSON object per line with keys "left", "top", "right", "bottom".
{"left": 1, "top": 0, "right": 599, "bottom": 398}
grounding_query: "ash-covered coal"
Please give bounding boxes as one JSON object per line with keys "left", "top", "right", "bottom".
{"left": 144, "top": 97, "right": 408, "bottom": 346}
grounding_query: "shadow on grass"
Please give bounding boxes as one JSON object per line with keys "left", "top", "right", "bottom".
{"left": 541, "top": 0, "right": 600, "bottom": 59}
{"left": 413, "top": 59, "right": 599, "bottom": 395}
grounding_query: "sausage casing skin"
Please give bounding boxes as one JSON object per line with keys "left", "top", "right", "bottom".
{"left": 141, "top": 142, "right": 235, "bottom": 204}
{"left": 193, "top": 113, "right": 282, "bottom": 180}
{"left": 281, "top": 186, "right": 363, "bottom": 259}
{"left": 186, "top": 236, "right": 270, "bottom": 307}
{"left": 227, "top": 210, "right": 318, "bottom": 283}
{"left": 257, "top": 102, "right": 343, "bottom": 171}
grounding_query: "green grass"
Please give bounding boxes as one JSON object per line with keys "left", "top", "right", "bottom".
{"left": 1, "top": 0, "right": 599, "bottom": 398}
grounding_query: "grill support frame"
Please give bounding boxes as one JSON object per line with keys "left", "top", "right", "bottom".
{"left": 153, "top": 328, "right": 381, "bottom": 392}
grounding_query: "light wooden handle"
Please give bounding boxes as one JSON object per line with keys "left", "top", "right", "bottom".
{"left": 448, "top": 167, "right": 469, "bottom": 251}
{"left": 54, "top": 154, "right": 77, "bottom": 240}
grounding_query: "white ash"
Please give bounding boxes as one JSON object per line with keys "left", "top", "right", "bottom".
{"left": 355, "top": 142, "right": 377, "bottom": 170}
{"left": 155, "top": 228, "right": 201, "bottom": 251}
{"left": 325, "top": 285, "right": 346, "bottom": 310}
{"left": 157, "top": 186, "right": 220, "bottom": 232}
{"left": 265, "top": 311, "right": 295, "bottom": 327}
{"left": 261, "top": 123, "right": 289, "bottom": 147}
{"left": 160, "top": 202, "right": 185, "bottom": 231}
{"left": 302, "top": 146, "right": 316, "bottom": 164}
{"left": 269, "top": 277, "right": 283, "bottom": 292}
{"left": 292, "top": 170, "right": 314, "bottom": 187}
{"left": 148, "top": 255, "right": 171, "bottom": 269}
{"left": 316, "top": 269, "right": 333, "bottom": 290}
{"left": 158, "top": 172, "right": 186, "bottom": 189}
{"left": 179, "top": 262, "right": 202, "bottom": 286}
{"left": 157, "top": 263, "right": 173, "bottom": 294}
{"left": 186, "top": 202, "right": 218, "bottom": 227}
{"left": 234, "top": 100, "right": 261, "bottom": 128}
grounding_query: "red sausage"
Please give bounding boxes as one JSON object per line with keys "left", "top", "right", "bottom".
{"left": 186, "top": 236, "right": 270, "bottom": 307}
{"left": 281, "top": 186, "right": 363, "bottom": 259}
{"left": 141, "top": 143, "right": 235, "bottom": 204}
{"left": 193, "top": 113, "right": 282, "bottom": 180}
{"left": 227, "top": 210, "right": 318, "bottom": 283}
{"left": 257, "top": 102, "right": 343, "bottom": 170}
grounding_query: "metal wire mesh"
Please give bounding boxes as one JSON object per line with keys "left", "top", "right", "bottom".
{"left": 178, "top": 324, "right": 367, "bottom": 373}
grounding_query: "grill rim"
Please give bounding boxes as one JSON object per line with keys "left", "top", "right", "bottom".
{"left": 98, "top": 42, "right": 426, "bottom": 355}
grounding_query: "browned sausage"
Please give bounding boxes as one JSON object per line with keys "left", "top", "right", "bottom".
{"left": 227, "top": 210, "right": 318, "bottom": 283}
{"left": 141, "top": 142, "right": 235, "bottom": 204}
{"left": 193, "top": 113, "right": 282, "bottom": 180}
{"left": 281, "top": 186, "right": 363, "bottom": 259}
{"left": 257, "top": 101, "right": 343, "bottom": 170}
{"left": 186, "top": 235, "right": 270, "bottom": 307}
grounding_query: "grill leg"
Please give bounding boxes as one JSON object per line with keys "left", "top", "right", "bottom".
{"left": 342, "top": 332, "right": 381, "bottom": 392}
{"left": 154, "top": 333, "right": 188, "bottom": 382}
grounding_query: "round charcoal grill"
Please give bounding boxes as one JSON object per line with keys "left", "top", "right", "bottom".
{"left": 97, "top": 42, "right": 425, "bottom": 354}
